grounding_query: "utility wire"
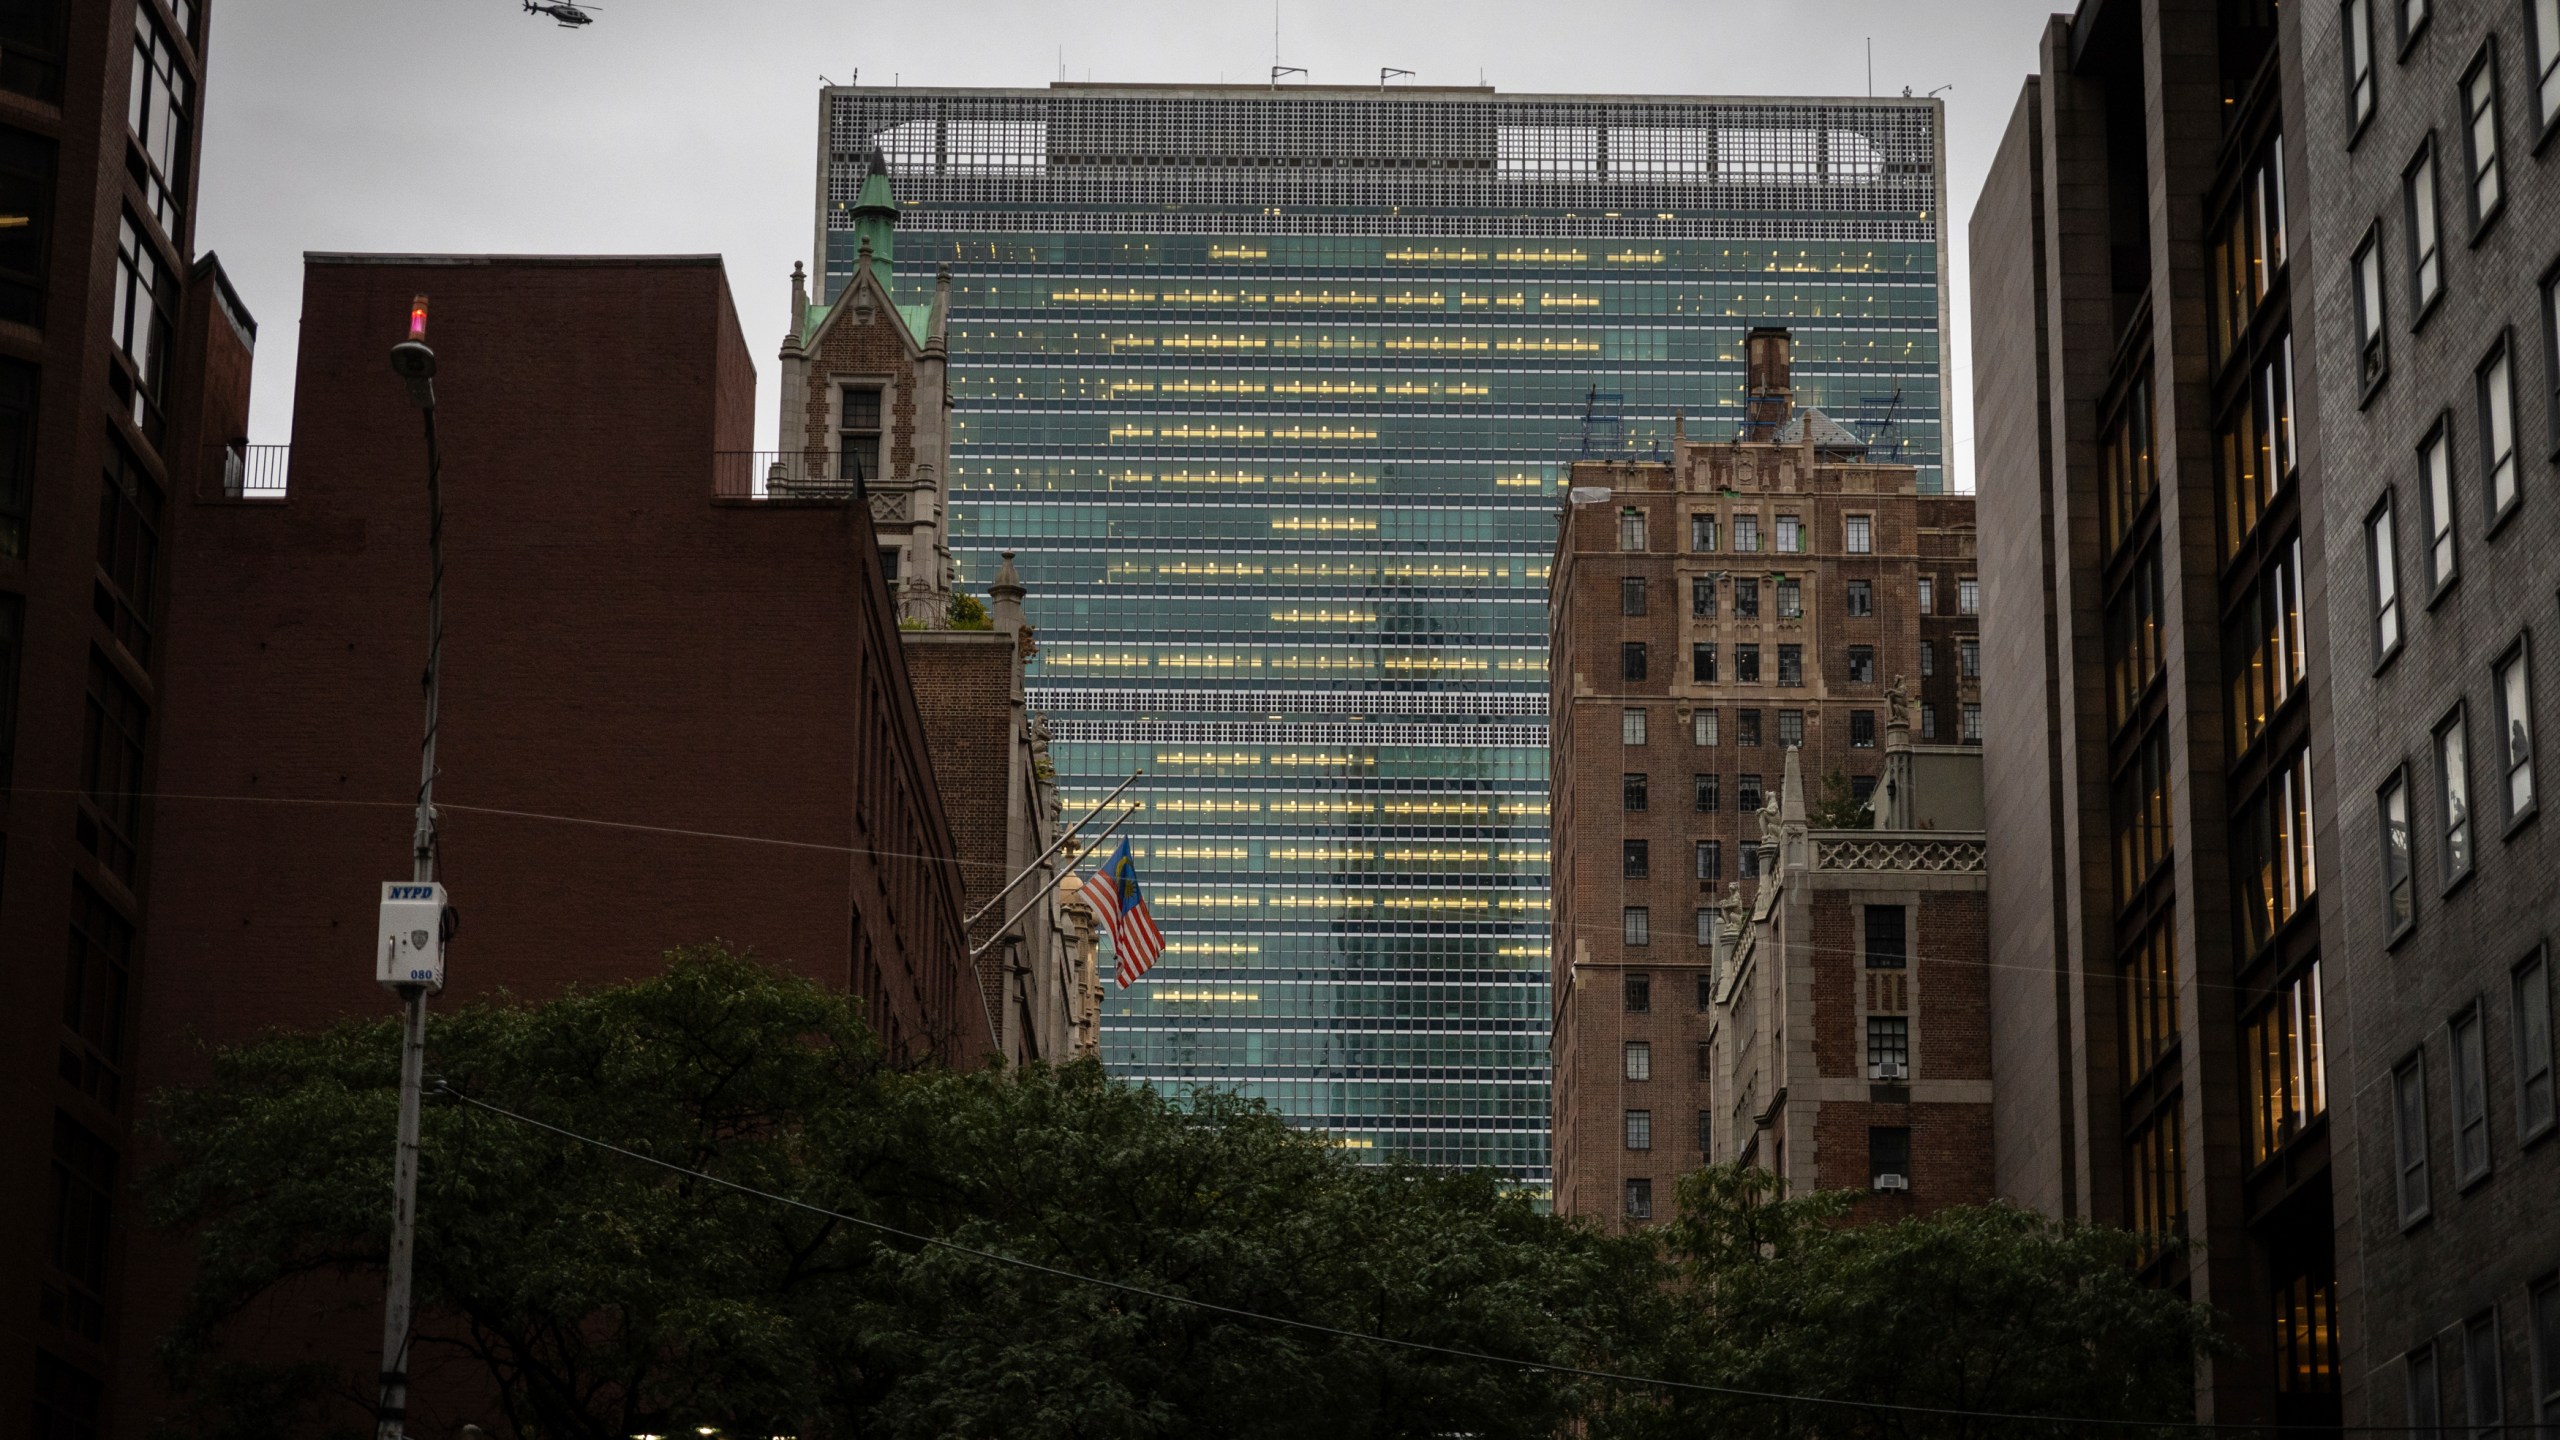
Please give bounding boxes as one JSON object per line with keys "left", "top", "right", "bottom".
{"left": 442, "top": 1088, "right": 2448, "bottom": 1435}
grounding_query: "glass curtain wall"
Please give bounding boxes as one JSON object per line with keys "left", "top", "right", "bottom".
{"left": 824, "top": 87, "right": 1947, "bottom": 1187}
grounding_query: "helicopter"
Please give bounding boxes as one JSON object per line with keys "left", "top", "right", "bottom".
{"left": 522, "top": 0, "right": 597, "bottom": 26}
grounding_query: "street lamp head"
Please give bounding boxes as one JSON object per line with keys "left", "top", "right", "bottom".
{"left": 391, "top": 293, "right": 437, "bottom": 409}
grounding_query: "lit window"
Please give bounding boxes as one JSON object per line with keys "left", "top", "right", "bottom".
{"left": 2354, "top": 226, "right": 2389, "bottom": 390}
{"left": 2482, "top": 340, "right": 2518, "bottom": 518}
{"left": 2500, "top": 646, "right": 2537, "bottom": 821}
{"left": 2395, "top": 1053, "right": 2432, "bottom": 1224}
{"left": 2406, "top": 139, "right": 2442, "bottom": 314}
{"left": 2370, "top": 494, "right": 2403, "bottom": 660}
{"left": 2344, "top": 0, "right": 2377, "bottom": 132}
{"left": 1958, "top": 578, "right": 1979, "bottom": 615}
{"left": 2452, "top": 1004, "right": 2492, "bottom": 1183}
{"left": 1624, "top": 1040, "right": 1651, "bottom": 1080}
{"left": 1623, "top": 908, "right": 1651, "bottom": 947}
{"left": 2518, "top": 952, "right": 2557, "bottom": 1140}
{"left": 2381, "top": 769, "right": 2416, "bottom": 937}
{"left": 1622, "top": 707, "right": 1647, "bottom": 745}
{"left": 1845, "top": 514, "right": 1872, "bottom": 553}
{"left": 2245, "top": 962, "right": 2328, "bottom": 1163}
{"left": 1865, "top": 905, "right": 1906, "bottom": 968}
{"left": 1625, "top": 1109, "right": 1652, "bottom": 1150}
{"left": 2422, "top": 421, "right": 2457, "bottom": 591}
{"left": 2464, "top": 48, "right": 2505, "bottom": 230}
{"left": 1618, "top": 508, "right": 1647, "bottom": 551}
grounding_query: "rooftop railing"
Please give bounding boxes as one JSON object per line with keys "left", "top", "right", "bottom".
{"left": 205, "top": 443, "right": 290, "bottom": 499}
{"left": 713, "top": 451, "right": 864, "bottom": 502}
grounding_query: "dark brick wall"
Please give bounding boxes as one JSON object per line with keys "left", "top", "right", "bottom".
{"left": 904, "top": 631, "right": 1018, "bottom": 1032}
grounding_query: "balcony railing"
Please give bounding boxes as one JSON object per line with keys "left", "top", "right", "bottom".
{"left": 206, "top": 443, "right": 290, "bottom": 499}
{"left": 713, "top": 451, "right": 865, "bottom": 502}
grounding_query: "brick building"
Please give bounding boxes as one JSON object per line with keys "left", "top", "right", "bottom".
{"left": 1546, "top": 328, "right": 1980, "bottom": 1226}
{"left": 0, "top": 0, "right": 246, "bottom": 1428}
{"left": 2295, "top": 0, "right": 2560, "bottom": 1430}
{"left": 1972, "top": 0, "right": 2344, "bottom": 1426}
{"left": 1704, "top": 740, "right": 1992, "bottom": 1215}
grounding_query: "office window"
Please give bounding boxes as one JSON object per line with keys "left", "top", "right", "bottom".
{"left": 1778, "top": 644, "right": 1804, "bottom": 686}
{"left": 2355, "top": 226, "right": 2390, "bottom": 391}
{"left": 1959, "top": 639, "right": 1981, "bottom": 679}
{"left": 1692, "top": 576, "right": 1717, "bottom": 618}
{"left": 2533, "top": 1276, "right": 2560, "bottom": 1429}
{"left": 838, "top": 384, "right": 883, "bottom": 483}
{"left": 2236, "top": 746, "right": 2319, "bottom": 957}
{"left": 2464, "top": 47, "right": 2505, "bottom": 231}
{"left": 1624, "top": 973, "right": 1651, "bottom": 1012}
{"left": 1624, "top": 772, "right": 1649, "bottom": 811}
{"left": 2345, "top": 0, "right": 2377, "bottom": 132}
{"left": 2397, "top": 1053, "right": 2433, "bottom": 1223}
{"left": 2410, "top": 1345, "right": 2443, "bottom": 1436}
{"left": 2423, "top": 421, "right": 2458, "bottom": 591}
{"left": 2246, "top": 962, "right": 2329, "bottom": 1164}
{"left": 2221, "top": 334, "right": 2299, "bottom": 555}
{"left": 2103, "top": 376, "right": 2159, "bottom": 552}
{"left": 1622, "top": 707, "right": 1647, "bottom": 745}
{"left": 2211, "top": 132, "right": 2290, "bottom": 364}
{"left": 2482, "top": 340, "right": 2518, "bottom": 518}
{"left": 111, "top": 214, "right": 174, "bottom": 434}
{"left": 1845, "top": 514, "right": 1872, "bottom": 553}
{"left": 2400, "top": 0, "right": 2431, "bottom": 48}
{"left": 2534, "top": 0, "right": 2560, "bottom": 132}
{"left": 1732, "top": 515, "right": 1759, "bottom": 552}
{"left": 128, "top": 7, "right": 189, "bottom": 235}
{"left": 1624, "top": 1040, "right": 1651, "bottom": 1080}
{"left": 2120, "top": 918, "right": 2178, "bottom": 1088}
{"left": 1693, "top": 642, "right": 1718, "bottom": 683}
{"left": 1867, "top": 1016, "right": 1910, "bottom": 1078}
{"left": 1736, "top": 644, "right": 1761, "bottom": 683}
{"left": 1623, "top": 1178, "right": 1653, "bottom": 1219}
{"left": 96, "top": 438, "right": 161, "bottom": 663}
{"left": 1922, "top": 705, "right": 1938, "bottom": 740}
{"left": 1625, "top": 1110, "right": 1652, "bottom": 1151}
{"left": 1695, "top": 839, "right": 1721, "bottom": 880}
{"left": 1869, "top": 1126, "right": 1910, "bottom": 1185}
{"left": 1918, "top": 577, "right": 1935, "bottom": 613}
{"left": 0, "top": 128, "right": 53, "bottom": 330}
{"left": 1777, "top": 709, "right": 1803, "bottom": 748}
{"left": 1776, "top": 578, "right": 1801, "bottom": 619}
{"left": 1846, "top": 579, "right": 1872, "bottom": 616}
{"left": 1846, "top": 645, "right": 1874, "bottom": 683}
{"left": 2371, "top": 494, "right": 2404, "bottom": 660}
{"left": 2115, "top": 731, "right": 2172, "bottom": 908}
{"left": 2453, "top": 1004, "right": 2492, "bottom": 1183}
{"left": 2467, "top": 1312, "right": 2504, "bottom": 1438}
{"left": 1850, "top": 710, "right": 1876, "bottom": 748}
{"left": 1958, "top": 578, "right": 1979, "bottom": 615}
{"left": 1691, "top": 513, "right": 1718, "bottom": 551}
{"left": 1866, "top": 904, "right": 1907, "bottom": 968}
{"left": 2437, "top": 711, "right": 2474, "bottom": 882}
{"left": 1621, "top": 642, "right": 1648, "bottom": 682}
{"left": 1618, "top": 508, "right": 1647, "bottom": 551}
{"left": 1734, "top": 577, "right": 1760, "bottom": 617}
{"left": 2217, "top": 525, "right": 2308, "bottom": 754}
{"left": 2499, "top": 645, "right": 2536, "bottom": 821}
{"left": 2382, "top": 769, "right": 2417, "bottom": 936}
{"left": 2126, "top": 1099, "right": 2189, "bottom": 1251}
{"left": 1621, "top": 576, "right": 1648, "bottom": 615}
{"left": 1695, "top": 773, "right": 1719, "bottom": 812}
{"left": 1775, "top": 514, "right": 1803, "bottom": 552}
{"left": 1961, "top": 703, "right": 1982, "bottom": 744}
{"left": 1738, "top": 774, "right": 1764, "bottom": 812}
{"left": 1623, "top": 839, "right": 1650, "bottom": 878}
{"left": 1623, "top": 907, "right": 1651, "bottom": 947}
{"left": 2407, "top": 139, "right": 2443, "bottom": 316}
{"left": 2517, "top": 952, "right": 2556, "bottom": 1140}
{"left": 1692, "top": 709, "right": 1719, "bottom": 747}
{"left": 1737, "top": 709, "right": 1762, "bottom": 747}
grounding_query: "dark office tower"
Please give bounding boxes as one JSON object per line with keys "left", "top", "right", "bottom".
{"left": 0, "top": 0, "right": 246, "bottom": 1432}
{"left": 1974, "top": 0, "right": 2342, "bottom": 1429}
{"left": 2300, "top": 0, "right": 2560, "bottom": 1432}
{"left": 819, "top": 84, "right": 1950, "bottom": 1188}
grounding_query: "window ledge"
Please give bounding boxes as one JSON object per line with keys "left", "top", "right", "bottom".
{"left": 2359, "top": 359, "right": 2392, "bottom": 410}
{"left": 2469, "top": 200, "right": 2507, "bottom": 249}
{"left": 2538, "top": 111, "right": 2560, "bottom": 158}
{"left": 2373, "top": 639, "right": 2404, "bottom": 678}
{"left": 2504, "top": 802, "right": 2539, "bottom": 840}
{"left": 2387, "top": 915, "right": 2418, "bottom": 952}
{"left": 2440, "top": 865, "right": 2475, "bottom": 902}
{"left": 2400, "top": 1206, "right": 2433, "bottom": 1235}
{"left": 2487, "top": 495, "right": 2525, "bottom": 541}
{"left": 2426, "top": 572, "right": 2461, "bottom": 612}
{"left": 2456, "top": 1165, "right": 2494, "bottom": 1196}
{"left": 2411, "top": 287, "right": 2444, "bottom": 335}
{"left": 2523, "top": 1118, "right": 2558, "bottom": 1150}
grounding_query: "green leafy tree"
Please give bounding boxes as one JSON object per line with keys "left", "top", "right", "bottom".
{"left": 1808, "top": 766, "right": 1872, "bottom": 829}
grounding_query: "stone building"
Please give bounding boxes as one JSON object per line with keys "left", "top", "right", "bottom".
{"left": 1973, "top": 5, "right": 2346, "bottom": 1424}
{"left": 0, "top": 0, "right": 250, "bottom": 1428}
{"left": 1704, "top": 736, "right": 1992, "bottom": 1214}
{"left": 1546, "top": 328, "right": 1980, "bottom": 1226}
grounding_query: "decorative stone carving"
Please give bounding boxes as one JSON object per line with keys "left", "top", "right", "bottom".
{"left": 1812, "top": 838, "right": 1988, "bottom": 873}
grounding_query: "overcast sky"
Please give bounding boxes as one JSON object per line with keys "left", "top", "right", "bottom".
{"left": 198, "top": 0, "right": 2065, "bottom": 481}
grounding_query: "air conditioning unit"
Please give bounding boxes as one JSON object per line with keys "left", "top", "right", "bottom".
{"left": 1873, "top": 1173, "right": 1910, "bottom": 1192}
{"left": 1873, "top": 1061, "right": 1907, "bottom": 1080}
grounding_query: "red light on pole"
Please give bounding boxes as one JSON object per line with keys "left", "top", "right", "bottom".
{"left": 409, "top": 295, "right": 429, "bottom": 341}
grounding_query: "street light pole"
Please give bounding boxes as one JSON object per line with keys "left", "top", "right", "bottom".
{"left": 376, "top": 297, "right": 448, "bottom": 1440}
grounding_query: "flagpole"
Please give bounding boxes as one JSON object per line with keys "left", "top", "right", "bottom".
{"left": 963, "top": 770, "right": 1143, "bottom": 929}
{"left": 968, "top": 806, "right": 1138, "bottom": 960}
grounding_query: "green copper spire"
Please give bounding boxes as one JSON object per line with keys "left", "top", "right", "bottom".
{"left": 852, "top": 149, "right": 897, "bottom": 272}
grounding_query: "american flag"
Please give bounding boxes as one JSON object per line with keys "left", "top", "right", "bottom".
{"left": 1083, "top": 839, "right": 1166, "bottom": 988}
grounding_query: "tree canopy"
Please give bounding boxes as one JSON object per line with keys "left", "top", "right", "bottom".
{"left": 147, "top": 947, "right": 2219, "bottom": 1440}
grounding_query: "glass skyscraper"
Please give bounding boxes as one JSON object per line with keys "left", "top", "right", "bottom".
{"left": 818, "top": 85, "right": 1948, "bottom": 1191}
